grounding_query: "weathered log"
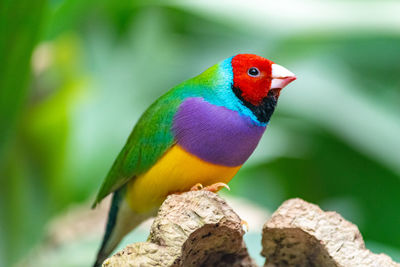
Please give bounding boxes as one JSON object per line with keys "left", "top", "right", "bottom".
{"left": 262, "top": 198, "right": 400, "bottom": 267}
{"left": 103, "top": 191, "right": 256, "bottom": 267}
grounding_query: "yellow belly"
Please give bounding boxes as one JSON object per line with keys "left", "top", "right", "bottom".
{"left": 125, "top": 145, "right": 241, "bottom": 213}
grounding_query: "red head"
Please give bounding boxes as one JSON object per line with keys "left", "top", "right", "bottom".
{"left": 231, "top": 54, "right": 296, "bottom": 106}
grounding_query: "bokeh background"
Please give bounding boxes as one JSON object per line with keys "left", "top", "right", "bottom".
{"left": 1, "top": 0, "right": 400, "bottom": 266}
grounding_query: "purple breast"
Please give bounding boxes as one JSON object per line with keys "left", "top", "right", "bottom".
{"left": 172, "top": 97, "right": 266, "bottom": 167}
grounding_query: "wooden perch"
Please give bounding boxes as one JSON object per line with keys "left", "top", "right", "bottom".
{"left": 103, "top": 190, "right": 256, "bottom": 267}
{"left": 103, "top": 193, "right": 399, "bottom": 267}
{"left": 262, "top": 198, "right": 400, "bottom": 267}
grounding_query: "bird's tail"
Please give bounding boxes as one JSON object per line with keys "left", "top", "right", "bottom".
{"left": 92, "top": 186, "right": 155, "bottom": 267}
{"left": 93, "top": 187, "right": 124, "bottom": 267}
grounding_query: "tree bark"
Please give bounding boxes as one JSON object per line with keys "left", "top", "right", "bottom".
{"left": 262, "top": 198, "right": 399, "bottom": 267}
{"left": 103, "top": 191, "right": 256, "bottom": 267}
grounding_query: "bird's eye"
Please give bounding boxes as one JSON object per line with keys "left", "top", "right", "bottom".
{"left": 247, "top": 67, "right": 260, "bottom": 77}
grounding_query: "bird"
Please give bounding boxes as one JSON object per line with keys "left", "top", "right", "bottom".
{"left": 91, "top": 54, "right": 296, "bottom": 266}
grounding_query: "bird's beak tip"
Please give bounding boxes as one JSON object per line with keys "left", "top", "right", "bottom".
{"left": 270, "top": 64, "right": 296, "bottom": 90}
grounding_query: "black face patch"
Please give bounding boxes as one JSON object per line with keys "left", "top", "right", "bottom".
{"left": 232, "top": 85, "right": 278, "bottom": 123}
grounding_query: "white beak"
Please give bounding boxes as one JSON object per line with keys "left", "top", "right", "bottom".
{"left": 270, "top": 64, "right": 296, "bottom": 89}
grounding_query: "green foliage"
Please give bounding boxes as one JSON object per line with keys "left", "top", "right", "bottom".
{"left": 0, "top": 0, "right": 47, "bottom": 264}
{"left": 1, "top": 0, "right": 399, "bottom": 266}
{"left": 0, "top": 0, "right": 47, "bottom": 157}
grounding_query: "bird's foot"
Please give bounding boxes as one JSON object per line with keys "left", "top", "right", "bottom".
{"left": 204, "top": 182, "right": 230, "bottom": 193}
{"left": 241, "top": 219, "right": 249, "bottom": 232}
{"left": 190, "top": 182, "right": 230, "bottom": 193}
{"left": 190, "top": 183, "right": 204, "bottom": 191}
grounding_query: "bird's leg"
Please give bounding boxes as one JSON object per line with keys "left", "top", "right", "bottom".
{"left": 190, "top": 182, "right": 230, "bottom": 193}
{"left": 203, "top": 182, "right": 230, "bottom": 193}
{"left": 190, "top": 183, "right": 204, "bottom": 191}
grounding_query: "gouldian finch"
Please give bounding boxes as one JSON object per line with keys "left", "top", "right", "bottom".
{"left": 92, "top": 54, "right": 296, "bottom": 266}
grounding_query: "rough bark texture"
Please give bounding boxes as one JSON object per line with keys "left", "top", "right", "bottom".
{"left": 103, "top": 190, "right": 256, "bottom": 267}
{"left": 104, "top": 194, "right": 399, "bottom": 267}
{"left": 262, "top": 198, "right": 400, "bottom": 267}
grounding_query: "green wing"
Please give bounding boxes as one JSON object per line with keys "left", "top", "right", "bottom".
{"left": 92, "top": 91, "right": 183, "bottom": 207}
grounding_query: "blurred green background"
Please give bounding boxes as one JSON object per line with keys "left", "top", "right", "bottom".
{"left": 1, "top": 0, "right": 400, "bottom": 266}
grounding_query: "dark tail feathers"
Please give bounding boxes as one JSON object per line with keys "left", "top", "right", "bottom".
{"left": 92, "top": 187, "right": 124, "bottom": 267}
